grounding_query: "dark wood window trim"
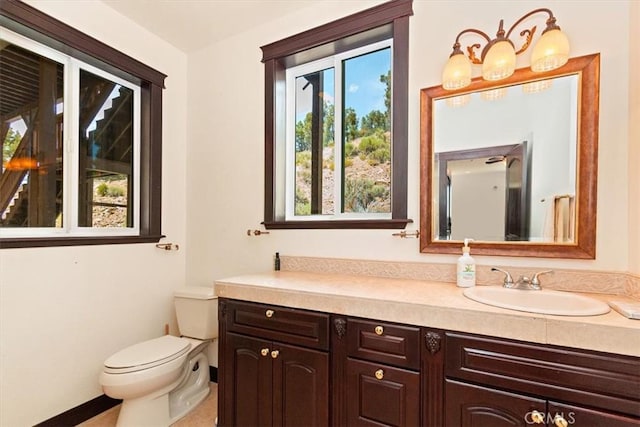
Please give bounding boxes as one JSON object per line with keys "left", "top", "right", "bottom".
{"left": 261, "top": 0, "right": 413, "bottom": 230}
{"left": 0, "top": 0, "right": 166, "bottom": 249}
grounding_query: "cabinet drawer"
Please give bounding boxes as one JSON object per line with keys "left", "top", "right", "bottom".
{"left": 346, "top": 358, "right": 420, "bottom": 426}
{"left": 347, "top": 318, "right": 420, "bottom": 369}
{"left": 224, "top": 300, "right": 329, "bottom": 350}
{"left": 446, "top": 332, "right": 640, "bottom": 417}
{"left": 549, "top": 401, "right": 640, "bottom": 427}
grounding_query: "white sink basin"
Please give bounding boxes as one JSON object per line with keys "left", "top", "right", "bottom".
{"left": 463, "top": 286, "right": 610, "bottom": 316}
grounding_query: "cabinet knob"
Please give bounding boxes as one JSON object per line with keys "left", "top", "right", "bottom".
{"left": 260, "top": 348, "right": 269, "bottom": 357}
{"left": 374, "top": 369, "right": 384, "bottom": 380}
{"left": 265, "top": 309, "right": 275, "bottom": 318}
{"left": 554, "top": 415, "right": 568, "bottom": 427}
{"left": 530, "top": 410, "right": 545, "bottom": 424}
{"left": 271, "top": 350, "right": 280, "bottom": 359}
{"left": 374, "top": 325, "right": 384, "bottom": 335}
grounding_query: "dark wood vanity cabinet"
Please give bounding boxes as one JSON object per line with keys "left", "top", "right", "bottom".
{"left": 445, "top": 379, "right": 547, "bottom": 427}
{"left": 334, "top": 318, "right": 422, "bottom": 426}
{"left": 444, "top": 332, "right": 640, "bottom": 426}
{"left": 219, "top": 299, "right": 639, "bottom": 427}
{"left": 218, "top": 299, "right": 330, "bottom": 427}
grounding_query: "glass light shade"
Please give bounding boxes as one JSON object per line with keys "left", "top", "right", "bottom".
{"left": 442, "top": 53, "right": 471, "bottom": 90}
{"left": 482, "top": 40, "right": 516, "bottom": 81}
{"left": 531, "top": 29, "right": 570, "bottom": 72}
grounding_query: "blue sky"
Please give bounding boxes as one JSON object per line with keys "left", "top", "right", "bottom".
{"left": 295, "top": 47, "right": 390, "bottom": 122}
{"left": 343, "top": 47, "right": 390, "bottom": 119}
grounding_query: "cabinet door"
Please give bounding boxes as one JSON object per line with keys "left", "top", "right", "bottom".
{"left": 272, "top": 342, "right": 329, "bottom": 427}
{"left": 445, "top": 379, "right": 546, "bottom": 427}
{"left": 549, "top": 401, "right": 640, "bottom": 427}
{"left": 222, "top": 333, "right": 273, "bottom": 427}
{"left": 346, "top": 358, "right": 420, "bottom": 426}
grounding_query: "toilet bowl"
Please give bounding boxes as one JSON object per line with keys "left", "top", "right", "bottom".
{"left": 99, "top": 286, "right": 218, "bottom": 427}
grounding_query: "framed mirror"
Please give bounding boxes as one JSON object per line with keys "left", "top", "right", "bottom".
{"left": 420, "top": 54, "right": 599, "bottom": 258}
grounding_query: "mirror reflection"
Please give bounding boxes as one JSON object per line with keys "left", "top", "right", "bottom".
{"left": 420, "top": 53, "right": 599, "bottom": 258}
{"left": 433, "top": 75, "right": 578, "bottom": 243}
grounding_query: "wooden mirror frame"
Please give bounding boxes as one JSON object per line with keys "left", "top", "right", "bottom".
{"left": 419, "top": 53, "right": 600, "bottom": 258}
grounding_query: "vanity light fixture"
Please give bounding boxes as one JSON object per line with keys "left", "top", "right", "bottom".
{"left": 442, "top": 8, "right": 570, "bottom": 90}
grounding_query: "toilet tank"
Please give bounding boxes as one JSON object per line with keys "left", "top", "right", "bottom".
{"left": 174, "top": 286, "right": 218, "bottom": 339}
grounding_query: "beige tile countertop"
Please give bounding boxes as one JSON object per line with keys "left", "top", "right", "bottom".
{"left": 214, "top": 271, "right": 640, "bottom": 357}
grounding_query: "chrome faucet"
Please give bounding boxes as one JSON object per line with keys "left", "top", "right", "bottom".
{"left": 531, "top": 270, "right": 554, "bottom": 289}
{"left": 491, "top": 268, "right": 554, "bottom": 290}
{"left": 491, "top": 267, "right": 514, "bottom": 288}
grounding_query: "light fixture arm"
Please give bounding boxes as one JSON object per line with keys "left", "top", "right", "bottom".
{"left": 450, "top": 28, "right": 492, "bottom": 64}
{"left": 449, "top": 8, "right": 561, "bottom": 64}
{"left": 441, "top": 7, "right": 570, "bottom": 90}
{"left": 505, "top": 8, "right": 558, "bottom": 39}
{"left": 504, "top": 8, "right": 558, "bottom": 55}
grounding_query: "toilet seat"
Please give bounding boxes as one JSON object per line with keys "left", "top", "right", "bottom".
{"left": 104, "top": 335, "right": 190, "bottom": 374}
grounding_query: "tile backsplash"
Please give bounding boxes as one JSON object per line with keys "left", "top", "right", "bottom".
{"left": 281, "top": 256, "right": 640, "bottom": 300}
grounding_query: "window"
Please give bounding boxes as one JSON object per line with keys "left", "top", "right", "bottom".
{"left": 287, "top": 41, "right": 392, "bottom": 220}
{"left": 0, "top": 0, "right": 165, "bottom": 248}
{"left": 261, "top": 0, "right": 413, "bottom": 229}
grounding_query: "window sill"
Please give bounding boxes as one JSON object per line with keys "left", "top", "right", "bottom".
{"left": 0, "top": 234, "right": 164, "bottom": 249}
{"left": 263, "top": 219, "right": 412, "bottom": 230}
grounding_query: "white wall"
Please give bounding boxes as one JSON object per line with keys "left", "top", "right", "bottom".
{"left": 186, "top": 0, "right": 636, "bottom": 288}
{"left": 450, "top": 168, "right": 505, "bottom": 241}
{"left": 0, "top": 1, "right": 188, "bottom": 425}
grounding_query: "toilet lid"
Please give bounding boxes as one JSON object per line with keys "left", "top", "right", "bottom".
{"left": 104, "top": 335, "right": 190, "bottom": 373}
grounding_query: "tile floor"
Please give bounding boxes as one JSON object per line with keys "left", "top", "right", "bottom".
{"left": 78, "top": 383, "right": 218, "bottom": 427}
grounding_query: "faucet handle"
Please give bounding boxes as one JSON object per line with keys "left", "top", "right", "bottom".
{"left": 531, "top": 270, "right": 554, "bottom": 287}
{"left": 491, "top": 267, "right": 514, "bottom": 288}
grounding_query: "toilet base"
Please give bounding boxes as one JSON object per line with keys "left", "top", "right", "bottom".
{"left": 110, "top": 341, "right": 212, "bottom": 427}
{"left": 117, "top": 393, "right": 170, "bottom": 427}
{"left": 169, "top": 350, "right": 211, "bottom": 423}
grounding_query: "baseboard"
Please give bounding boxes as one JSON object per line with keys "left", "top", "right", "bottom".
{"left": 35, "top": 367, "right": 219, "bottom": 426}
{"left": 34, "top": 394, "right": 122, "bottom": 427}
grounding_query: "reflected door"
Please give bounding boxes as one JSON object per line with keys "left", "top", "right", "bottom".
{"left": 504, "top": 141, "right": 530, "bottom": 241}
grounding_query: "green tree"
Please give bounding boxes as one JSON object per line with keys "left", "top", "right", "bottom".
{"left": 380, "top": 70, "right": 391, "bottom": 130}
{"left": 360, "top": 110, "right": 387, "bottom": 136}
{"left": 2, "top": 128, "right": 22, "bottom": 166}
{"left": 295, "top": 112, "right": 313, "bottom": 152}
{"left": 323, "top": 102, "right": 334, "bottom": 147}
{"left": 295, "top": 101, "right": 335, "bottom": 150}
{"left": 344, "top": 107, "right": 359, "bottom": 142}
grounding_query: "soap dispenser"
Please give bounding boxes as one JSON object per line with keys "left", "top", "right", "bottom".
{"left": 457, "top": 238, "right": 476, "bottom": 288}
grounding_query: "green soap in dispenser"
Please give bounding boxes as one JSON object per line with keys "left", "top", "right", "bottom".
{"left": 457, "top": 238, "right": 476, "bottom": 288}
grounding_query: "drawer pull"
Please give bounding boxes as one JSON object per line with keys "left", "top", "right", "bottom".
{"left": 271, "top": 350, "right": 280, "bottom": 359}
{"left": 554, "top": 415, "right": 568, "bottom": 427}
{"left": 374, "top": 369, "right": 384, "bottom": 380}
{"left": 265, "top": 309, "right": 275, "bottom": 318}
{"left": 260, "top": 348, "right": 269, "bottom": 357}
{"left": 374, "top": 325, "right": 384, "bottom": 335}
{"left": 530, "top": 411, "right": 544, "bottom": 424}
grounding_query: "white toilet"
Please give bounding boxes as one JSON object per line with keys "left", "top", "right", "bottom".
{"left": 100, "top": 286, "right": 218, "bottom": 427}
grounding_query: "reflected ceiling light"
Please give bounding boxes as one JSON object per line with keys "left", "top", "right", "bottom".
{"left": 480, "top": 87, "right": 507, "bottom": 101}
{"left": 442, "top": 8, "right": 570, "bottom": 90}
{"left": 522, "top": 79, "right": 553, "bottom": 94}
{"left": 445, "top": 94, "right": 471, "bottom": 108}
